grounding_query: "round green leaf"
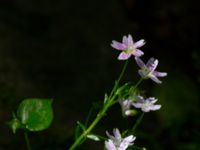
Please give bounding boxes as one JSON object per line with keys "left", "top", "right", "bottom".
{"left": 17, "top": 98, "right": 53, "bottom": 131}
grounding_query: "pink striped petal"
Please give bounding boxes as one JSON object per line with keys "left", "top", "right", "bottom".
{"left": 149, "top": 75, "right": 162, "bottom": 84}
{"left": 134, "top": 39, "right": 145, "bottom": 48}
{"left": 134, "top": 49, "right": 144, "bottom": 57}
{"left": 135, "top": 57, "right": 145, "bottom": 68}
{"left": 127, "top": 34, "right": 134, "bottom": 47}
{"left": 118, "top": 52, "right": 131, "bottom": 60}
{"left": 153, "top": 71, "right": 167, "bottom": 77}
{"left": 111, "top": 41, "right": 126, "bottom": 50}
{"left": 150, "top": 105, "right": 161, "bottom": 111}
{"left": 146, "top": 58, "right": 158, "bottom": 72}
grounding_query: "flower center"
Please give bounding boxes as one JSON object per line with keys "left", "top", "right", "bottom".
{"left": 140, "top": 67, "right": 151, "bottom": 78}
{"left": 125, "top": 47, "right": 135, "bottom": 54}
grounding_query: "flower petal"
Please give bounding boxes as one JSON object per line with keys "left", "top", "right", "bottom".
{"left": 127, "top": 34, "right": 134, "bottom": 47}
{"left": 136, "top": 95, "right": 145, "bottom": 103}
{"left": 149, "top": 75, "right": 162, "bottom": 84}
{"left": 146, "top": 58, "right": 158, "bottom": 72}
{"left": 135, "top": 57, "right": 145, "bottom": 68}
{"left": 133, "top": 49, "right": 144, "bottom": 57}
{"left": 106, "top": 131, "right": 116, "bottom": 141}
{"left": 105, "top": 140, "right": 117, "bottom": 150}
{"left": 132, "top": 103, "right": 142, "bottom": 108}
{"left": 113, "top": 128, "right": 121, "bottom": 140}
{"left": 123, "top": 135, "right": 136, "bottom": 143}
{"left": 122, "top": 35, "right": 128, "bottom": 46}
{"left": 149, "top": 105, "right": 161, "bottom": 111}
{"left": 147, "top": 97, "right": 157, "bottom": 103}
{"left": 119, "top": 135, "right": 135, "bottom": 150}
{"left": 141, "top": 107, "right": 151, "bottom": 112}
{"left": 153, "top": 71, "right": 167, "bottom": 77}
{"left": 118, "top": 52, "right": 131, "bottom": 60}
{"left": 111, "top": 41, "right": 126, "bottom": 50}
{"left": 134, "top": 39, "right": 145, "bottom": 48}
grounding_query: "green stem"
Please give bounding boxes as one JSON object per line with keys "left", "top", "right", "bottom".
{"left": 129, "top": 78, "right": 144, "bottom": 96}
{"left": 134, "top": 78, "right": 143, "bottom": 89}
{"left": 69, "top": 96, "right": 116, "bottom": 150}
{"left": 131, "top": 112, "right": 144, "bottom": 133}
{"left": 108, "top": 60, "right": 129, "bottom": 99}
{"left": 24, "top": 131, "right": 31, "bottom": 150}
{"left": 69, "top": 60, "right": 129, "bottom": 150}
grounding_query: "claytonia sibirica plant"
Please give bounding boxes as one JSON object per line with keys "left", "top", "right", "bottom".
{"left": 8, "top": 34, "right": 167, "bottom": 150}
{"left": 105, "top": 128, "right": 136, "bottom": 150}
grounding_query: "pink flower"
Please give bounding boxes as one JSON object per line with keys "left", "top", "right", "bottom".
{"left": 105, "top": 128, "right": 136, "bottom": 150}
{"left": 135, "top": 57, "right": 167, "bottom": 84}
{"left": 111, "top": 35, "right": 145, "bottom": 60}
{"left": 132, "top": 96, "right": 161, "bottom": 112}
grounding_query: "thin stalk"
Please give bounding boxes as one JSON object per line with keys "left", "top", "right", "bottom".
{"left": 108, "top": 60, "right": 129, "bottom": 99}
{"left": 128, "top": 78, "right": 144, "bottom": 96}
{"left": 24, "top": 131, "right": 31, "bottom": 150}
{"left": 131, "top": 112, "right": 144, "bottom": 133}
{"left": 69, "top": 96, "right": 116, "bottom": 150}
{"left": 69, "top": 60, "right": 129, "bottom": 150}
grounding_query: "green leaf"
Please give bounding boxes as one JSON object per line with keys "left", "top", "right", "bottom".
{"left": 116, "top": 83, "right": 132, "bottom": 98}
{"left": 17, "top": 98, "right": 53, "bottom": 132}
{"left": 86, "top": 134, "right": 101, "bottom": 141}
{"left": 75, "top": 121, "right": 86, "bottom": 140}
{"left": 8, "top": 113, "right": 23, "bottom": 134}
{"left": 103, "top": 94, "right": 108, "bottom": 104}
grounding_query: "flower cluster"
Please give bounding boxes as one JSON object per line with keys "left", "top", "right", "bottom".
{"left": 111, "top": 34, "right": 167, "bottom": 84}
{"left": 104, "top": 34, "right": 167, "bottom": 150}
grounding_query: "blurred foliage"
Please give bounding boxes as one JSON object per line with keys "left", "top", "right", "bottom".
{"left": 0, "top": 0, "right": 199, "bottom": 150}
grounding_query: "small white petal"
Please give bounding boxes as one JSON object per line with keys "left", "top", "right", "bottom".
{"left": 153, "top": 71, "right": 167, "bottom": 77}
{"left": 123, "top": 135, "right": 136, "bottom": 143}
{"left": 106, "top": 131, "right": 116, "bottom": 141}
{"left": 113, "top": 128, "right": 121, "bottom": 140}
{"left": 149, "top": 75, "right": 162, "bottom": 84}
{"left": 132, "top": 103, "right": 142, "bottom": 108}
{"left": 141, "top": 107, "right": 151, "bottom": 112}
{"left": 105, "top": 140, "right": 117, "bottom": 150}
{"left": 149, "top": 105, "right": 161, "bottom": 111}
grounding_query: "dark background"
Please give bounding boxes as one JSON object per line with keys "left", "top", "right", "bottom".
{"left": 0, "top": 0, "right": 199, "bottom": 149}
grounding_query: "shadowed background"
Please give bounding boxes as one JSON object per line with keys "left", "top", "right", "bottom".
{"left": 0, "top": 0, "right": 199, "bottom": 149}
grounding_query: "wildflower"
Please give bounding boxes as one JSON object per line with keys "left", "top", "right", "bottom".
{"left": 132, "top": 96, "right": 161, "bottom": 112}
{"left": 105, "top": 128, "right": 136, "bottom": 150}
{"left": 135, "top": 57, "right": 167, "bottom": 84}
{"left": 119, "top": 99, "right": 136, "bottom": 116}
{"left": 111, "top": 34, "right": 145, "bottom": 60}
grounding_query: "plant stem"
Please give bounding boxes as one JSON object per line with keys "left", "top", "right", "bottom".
{"left": 129, "top": 78, "right": 144, "bottom": 96}
{"left": 24, "top": 131, "right": 31, "bottom": 150}
{"left": 108, "top": 60, "right": 129, "bottom": 99}
{"left": 69, "top": 96, "right": 116, "bottom": 150}
{"left": 134, "top": 78, "right": 143, "bottom": 89}
{"left": 69, "top": 60, "right": 129, "bottom": 150}
{"left": 131, "top": 112, "right": 144, "bottom": 133}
